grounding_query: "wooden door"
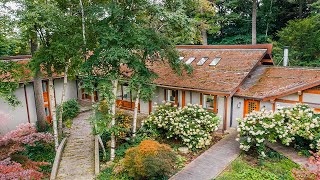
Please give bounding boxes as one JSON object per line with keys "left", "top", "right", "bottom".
{"left": 42, "top": 81, "right": 52, "bottom": 123}
{"left": 244, "top": 100, "right": 260, "bottom": 117}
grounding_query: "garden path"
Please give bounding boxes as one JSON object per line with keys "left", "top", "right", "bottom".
{"left": 56, "top": 111, "right": 95, "bottom": 180}
{"left": 267, "top": 142, "right": 317, "bottom": 170}
{"left": 170, "top": 129, "right": 240, "bottom": 180}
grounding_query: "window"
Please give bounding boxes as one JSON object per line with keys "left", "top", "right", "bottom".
{"left": 209, "top": 57, "right": 221, "bottom": 66}
{"left": 122, "top": 85, "right": 131, "bottom": 101}
{"left": 167, "top": 89, "right": 176, "bottom": 102}
{"left": 44, "top": 107, "right": 50, "bottom": 116}
{"left": 197, "top": 57, "right": 208, "bottom": 66}
{"left": 42, "top": 82, "right": 47, "bottom": 92}
{"left": 186, "top": 57, "right": 196, "bottom": 64}
{"left": 203, "top": 95, "right": 215, "bottom": 110}
{"left": 117, "top": 84, "right": 131, "bottom": 101}
{"left": 244, "top": 100, "right": 260, "bottom": 117}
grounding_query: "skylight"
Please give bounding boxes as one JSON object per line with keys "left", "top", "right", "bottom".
{"left": 179, "top": 57, "right": 184, "bottom": 61}
{"left": 209, "top": 57, "right": 222, "bottom": 66}
{"left": 197, "top": 57, "right": 208, "bottom": 66}
{"left": 185, "top": 57, "right": 195, "bottom": 64}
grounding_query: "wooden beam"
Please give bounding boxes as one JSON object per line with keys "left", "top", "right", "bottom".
{"left": 175, "top": 90, "right": 178, "bottom": 106}
{"left": 299, "top": 91, "right": 303, "bottom": 103}
{"left": 24, "top": 84, "right": 31, "bottom": 123}
{"left": 214, "top": 95, "right": 218, "bottom": 113}
{"left": 223, "top": 96, "right": 228, "bottom": 131}
{"left": 164, "top": 89, "right": 167, "bottom": 102}
{"left": 200, "top": 93, "right": 203, "bottom": 106}
{"left": 182, "top": 90, "right": 186, "bottom": 107}
{"left": 148, "top": 100, "right": 152, "bottom": 114}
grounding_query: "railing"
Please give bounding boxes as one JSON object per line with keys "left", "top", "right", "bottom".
{"left": 50, "top": 138, "right": 68, "bottom": 180}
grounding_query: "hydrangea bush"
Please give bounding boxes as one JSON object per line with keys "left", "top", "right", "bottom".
{"left": 145, "top": 102, "right": 220, "bottom": 149}
{"left": 237, "top": 104, "right": 320, "bottom": 158}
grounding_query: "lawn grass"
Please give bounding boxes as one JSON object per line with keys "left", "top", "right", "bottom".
{"left": 216, "top": 150, "right": 299, "bottom": 180}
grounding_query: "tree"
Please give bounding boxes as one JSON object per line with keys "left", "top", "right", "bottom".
{"left": 81, "top": 0, "right": 185, "bottom": 161}
{"left": 252, "top": 0, "right": 257, "bottom": 45}
{"left": 274, "top": 14, "right": 320, "bottom": 66}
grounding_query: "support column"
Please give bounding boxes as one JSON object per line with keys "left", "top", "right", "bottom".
{"left": 182, "top": 90, "right": 186, "bottom": 107}
{"left": 223, "top": 96, "right": 228, "bottom": 131}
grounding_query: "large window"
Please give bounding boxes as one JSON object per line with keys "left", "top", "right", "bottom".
{"left": 202, "top": 94, "right": 217, "bottom": 113}
{"left": 117, "top": 84, "right": 131, "bottom": 101}
{"left": 165, "top": 89, "right": 178, "bottom": 105}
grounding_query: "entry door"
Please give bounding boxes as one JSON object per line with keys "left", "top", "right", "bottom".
{"left": 42, "top": 81, "right": 52, "bottom": 123}
{"left": 244, "top": 100, "right": 260, "bottom": 117}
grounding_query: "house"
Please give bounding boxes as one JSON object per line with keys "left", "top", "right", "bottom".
{"left": 0, "top": 55, "right": 79, "bottom": 134}
{"left": 116, "top": 44, "right": 320, "bottom": 130}
{"left": 1, "top": 44, "right": 320, "bottom": 134}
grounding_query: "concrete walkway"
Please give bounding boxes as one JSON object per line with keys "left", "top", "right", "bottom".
{"left": 267, "top": 142, "right": 317, "bottom": 170}
{"left": 170, "top": 130, "right": 240, "bottom": 180}
{"left": 56, "top": 111, "right": 95, "bottom": 180}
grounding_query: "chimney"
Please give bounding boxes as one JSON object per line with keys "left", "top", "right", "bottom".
{"left": 283, "top": 46, "right": 289, "bottom": 66}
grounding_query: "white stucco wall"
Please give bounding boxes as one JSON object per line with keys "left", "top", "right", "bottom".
{"left": 278, "top": 93, "right": 299, "bottom": 101}
{"left": 54, "top": 79, "right": 78, "bottom": 105}
{"left": 231, "top": 97, "right": 244, "bottom": 127}
{"left": 0, "top": 84, "right": 29, "bottom": 135}
{"left": 303, "top": 93, "right": 320, "bottom": 104}
{"left": 26, "top": 84, "right": 37, "bottom": 124}
{"left": 139, "top": 100, "right": 149, "bottom": 114}
{"left": 185, "top": 91, "right": 191, "bottom": 104}
{"left": 192, "top": 92, "right": 201, "bottom": 105}
{"left": 260, "top": 101, "right": 273, "bottom": 111}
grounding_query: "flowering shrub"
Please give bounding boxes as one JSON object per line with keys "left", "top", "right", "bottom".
{"left": 0, "top": 123, "right": 54, "bottom": 179}
{"left": 0, "top": 158, "right": 46, "bottom": 180}
{"left": 115, "top": 110, "right": 132, "bottom": 139}
{"left": 123, "top": 140, "right": 177, "bottom": 179}
{"left": 237, "top": 104, "right": 320, "bottom": 158}
{"left": 145, "top": 103, "right": 220, "bottom": 149}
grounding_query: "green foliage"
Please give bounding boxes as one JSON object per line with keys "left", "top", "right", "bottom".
{"left": 0, "top": 61, "right": 24, "bottom": 107}
{"left": 217, "top": 154, "right": 298, "bottom": 180}
{"left": 123, "top": 140, "right": 177, "bottom": 179}
{"left": 57, "top": 99, "right": 80, "bottom": 122}
{"left": 22, "top": 142, "right": 55, "bottom": 174}
{"left": 275, "top": 15, "right": 320, "bottom": 66}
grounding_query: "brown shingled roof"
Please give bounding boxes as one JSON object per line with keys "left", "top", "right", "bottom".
{"left": 235, "top": 66, "right": 320, "bottom": 100}
{"left": 151, "top": 48, "right": 268, "bottom": 95}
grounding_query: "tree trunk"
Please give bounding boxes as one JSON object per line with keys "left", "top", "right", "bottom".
{"left": 79, "top": 0, "right": 86, "bottom": 51}
{"left": 252, "top": 0, "right": 257, "bottom": 45}
{"left": 110, "top": 79, "right": 118, "bottom": 161}
{"left": 58, "top": 63, "right": 69, "bottom": 135}
{"left": 31, "top": 31, "right": 47, "bottom": 131}
{"left": 132, "top": 87, "right": 140, "bottom": 137}
{"left": 201, "top": 29, "right": 208, "bottom": 45}
{"left": 49, "top": 76, "right": 59, "bottom": 150}
{"left": 298, "top": 0, "right": 303, "bottom": 19}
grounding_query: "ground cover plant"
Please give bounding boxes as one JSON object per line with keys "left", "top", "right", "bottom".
{"left": 0, "top": 123, "right": 54, "bottom": 179}
{"left": 217, "top": 150, "right": 299, "bottom": 180}
{"left": 237, "top": 104, "right": 320, "bottom": 159}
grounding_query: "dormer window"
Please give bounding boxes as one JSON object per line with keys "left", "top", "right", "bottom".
{"left": 209, "top": 57, "right": 221, "bottom": 66}
{"left": 186, "top": 57, "right": 195, "bottom": 64}
{"left": 197, "top": 57, "right": 208, "bottom": 66}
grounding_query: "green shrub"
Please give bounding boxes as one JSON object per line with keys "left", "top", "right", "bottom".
{"left": 123, "top": 140, "right": 177, "bottom": 179}
{"left": 57, "top": 99, "right": 80, "bottom": 121}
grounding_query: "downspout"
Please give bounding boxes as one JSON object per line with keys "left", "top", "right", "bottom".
{"left": 230, "top": 96, "right": 234, "bottom": 127}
